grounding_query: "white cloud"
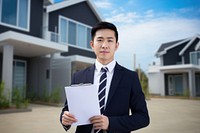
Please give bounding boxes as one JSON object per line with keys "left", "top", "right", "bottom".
{"left": 93, "top": 0, "right": 113, "bottom": 9}
{"left": 106, "top": 12, "right": 138, "bottom": 23}
{"left": 114, "top": 17, "right": 200, "bottom": 72}
{"left": 145, "top": 10, "right": 154, "bottom": 18}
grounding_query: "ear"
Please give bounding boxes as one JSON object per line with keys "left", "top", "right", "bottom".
{"left": 90, "top": 40, "right": 94, "bottom": 50}
{"left": 115, "top": 42, "right": 119, "bottom": 50}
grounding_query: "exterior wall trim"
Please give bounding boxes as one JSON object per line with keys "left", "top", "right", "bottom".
{"left": 45, "top": 0, "right": 103, "bottom": 21}
{"left": 0, "top": 31, "right": 68, "bottom": 57}
{"left": 179, "top": 35, "right": 200, "bottom": 56}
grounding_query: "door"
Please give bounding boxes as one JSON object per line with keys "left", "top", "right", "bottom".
{"left": 13, "top": 60, "right": 26, "bottom": 95}
{"left": 196, "top": 75, "right": 200, "bottom": 96}
{"left": 174, "top": 75, "right": 183, "bottom": 95}
{"left": 168, "top": 75, "right": 183, "bottom": 96}
{"left": 168, "top": 75, "right": 174, "bottom": 95}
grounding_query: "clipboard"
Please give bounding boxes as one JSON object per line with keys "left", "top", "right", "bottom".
{"left": 65, "top": 84, "right": 100, "bottom": 126}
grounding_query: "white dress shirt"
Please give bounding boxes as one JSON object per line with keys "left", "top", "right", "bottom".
{"left": 91, "top": 60, "right": 115, "bottom": 133}
{"left": 93, "top": 59, "right": 116, "bottom": 109}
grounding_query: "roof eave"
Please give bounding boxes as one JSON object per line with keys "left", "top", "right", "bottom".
{"left": 45, "top": 0, "right": 103, "bottom": 21}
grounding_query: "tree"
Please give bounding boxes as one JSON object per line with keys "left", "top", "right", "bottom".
{"left": 135, "top": 68, "right": 150, "bottom": 100}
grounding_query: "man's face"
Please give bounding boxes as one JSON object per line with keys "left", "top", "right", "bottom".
{"left": 90, "top": 29, "right": 119, "bottom": 65}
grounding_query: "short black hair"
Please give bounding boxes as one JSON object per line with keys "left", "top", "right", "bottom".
{"left": 91, "top": 21, "right": 118, "bottom": 42}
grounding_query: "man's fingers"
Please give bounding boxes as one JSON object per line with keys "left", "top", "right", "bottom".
{"left": 62, "top": 111, "right": 77, "bottom": 126}
{"left": 90, "top": 115, "right": 109, "bottom": 130}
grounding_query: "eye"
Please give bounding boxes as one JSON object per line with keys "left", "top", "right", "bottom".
{"left": 108, "top": 39, "right": 113, "bottom": 42}
{"left": 97, "top": 39, "right": 103, "bottom": 42}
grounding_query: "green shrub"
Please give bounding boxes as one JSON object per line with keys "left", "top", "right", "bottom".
{"left": 50, "top": 87, "right": 61, "bottom": 103}
{"left": 0, "top": 81, "right": 10, "bottom": 109}
{"left": 12, "top": 87, "right": 29, "bottom": 108}
{"left": 183, "top": 88, "right": 190, "bottom": 97}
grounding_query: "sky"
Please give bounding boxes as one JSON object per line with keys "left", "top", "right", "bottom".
{"left": 55, "top": 0, "right": 200, "bottom": 72}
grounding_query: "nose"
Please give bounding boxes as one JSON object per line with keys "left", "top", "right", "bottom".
{"left": 101, "top": 41, "right": 108, "bottom": 48}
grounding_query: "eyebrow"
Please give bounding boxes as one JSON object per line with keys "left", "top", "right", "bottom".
{"left": 96, "top": 37, "right": 114, "bottom": 39}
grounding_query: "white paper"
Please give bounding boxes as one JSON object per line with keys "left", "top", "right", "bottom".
{"left": 65, "top": 84, "right": 100, "bottom": 126}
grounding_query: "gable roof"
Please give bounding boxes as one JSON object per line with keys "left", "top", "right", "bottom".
{"left": 195, "top": 39, "right": 200, "bottom": 50}
{"left": 179, "top": 34, "right": 200, "bottom": 55}
{"left": 45, "top": 0, "right": 103, "bottom": 21}
{"left": 156, "top": 34, "right": 200, "bottom": 57}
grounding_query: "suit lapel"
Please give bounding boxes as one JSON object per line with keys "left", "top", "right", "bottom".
{"left": 105, "top": 63, "right": 123, "bottom": 109}
{"left": 85, "top": 65, "right": 95, "bottom": 84}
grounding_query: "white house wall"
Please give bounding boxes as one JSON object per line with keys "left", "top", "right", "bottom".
{"left": 148, "top": 72, "right": 162, "bottom": 95}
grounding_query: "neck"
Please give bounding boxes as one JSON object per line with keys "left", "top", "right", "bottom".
{"left": 97, "top": 59, "right": 114, "bottom": 65}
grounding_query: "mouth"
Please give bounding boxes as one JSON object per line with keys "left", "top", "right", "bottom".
{"left": 100, "top": 51, "right": 109, "bottom": 53}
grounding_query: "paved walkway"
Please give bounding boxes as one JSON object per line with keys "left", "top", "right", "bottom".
{"left": 0, "top": 98, "right": 200, "bottom": 133}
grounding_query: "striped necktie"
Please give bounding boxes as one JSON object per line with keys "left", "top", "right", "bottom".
{"left": 95, "top": 67, "right": 108, "bottom": 133}
{"left": 98, "top": 67, "right": 108, "bottom": 114}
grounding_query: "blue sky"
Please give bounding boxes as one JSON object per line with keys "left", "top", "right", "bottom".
{"left": 55, "top": 0, "right": 200, "bottom": 72}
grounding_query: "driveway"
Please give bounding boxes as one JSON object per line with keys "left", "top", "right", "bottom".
{"left": 0, "top": 98, "right": 200, "bottom": 133}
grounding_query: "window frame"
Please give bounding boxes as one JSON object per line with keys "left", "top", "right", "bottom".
{"left": 0, "top": 0, "right": 30, "bottom": 31}
{"left": 190, "top": 51, "right": 200, "bottom": 65}
{"left": 59, "top": 15, "right": 92, "bottom": 50}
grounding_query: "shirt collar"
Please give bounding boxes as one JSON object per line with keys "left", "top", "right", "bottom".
{"left": 95, "top": 59, "right": 116, "bottom": 73}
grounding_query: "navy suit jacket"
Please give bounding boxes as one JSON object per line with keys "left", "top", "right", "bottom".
{"left": 60, "top": 63, "right": 149, "bottom": 133}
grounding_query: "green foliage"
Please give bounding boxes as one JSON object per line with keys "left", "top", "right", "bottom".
{"left": 50, "top": 87, "right": 61, "bottom": 103}
{"left": 26, "top": 89, "right": 36, "bottom": 102}
{"left": 0, "top": 81, "right": 10, "bottom": 109}
{"left": 12, "top": 88, "right": 21, "bottom": 108}
{"left": 28, "top": 86, "right": 61, "bottom": 104}
{"left": 183, "top": 88, "right": 190, "bottom": 97}
{"left": 136, "top": 68, "right": 150, "bottom": 99}
{"left": 41, "top": 87, "right": 50, "bottom": 102}
{"left": 12, "top": 87, "right": 29, "bottom": 108}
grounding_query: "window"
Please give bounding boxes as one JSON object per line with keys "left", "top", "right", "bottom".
{"left": 77, "top": 24, "right": 86, "bottom": 47}
{"left": 87, "top": 28, "right": 92, "bottom": 48}
{"left": 0, "top": 0, "right": 30, "bottom": 30}
{"left": 59, "top": 16, "right": 92, "bottom": 49}
{"left": 60, "top": 18, "right": 67, "bottom": 43}
{"left": 190, "top": 51, "right": 200, "bottom": 65}
{"left": 13, "top": 60, "right": 26, "bottom": 90}
{"left": 68, "top": 21, "right": 76, "bottom": 45}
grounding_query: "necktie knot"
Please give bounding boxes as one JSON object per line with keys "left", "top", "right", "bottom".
{"left": 101, "top": 67, "right": 108, "bottom": 73}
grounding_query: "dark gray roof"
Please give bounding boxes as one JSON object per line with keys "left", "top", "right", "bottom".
{"left": 156, "top": 39, "right": 185, "bottom": 53}
{"left": 156, "top": 34, "right": 200, "bottom": 57}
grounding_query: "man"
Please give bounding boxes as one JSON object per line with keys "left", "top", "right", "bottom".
{"left": 60, "top": 21, "right": 150, "bottom": 133}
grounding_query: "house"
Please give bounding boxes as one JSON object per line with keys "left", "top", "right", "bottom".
{"left": 148, "top": 34, "right": 200, "bottom": 97}
{"left": 0, "top": 0, "right": 103, "bottom": 102}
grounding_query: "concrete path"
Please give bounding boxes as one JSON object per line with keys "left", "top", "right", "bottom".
{"left": 0, "top": 98, "right": 200, "bottom": 133}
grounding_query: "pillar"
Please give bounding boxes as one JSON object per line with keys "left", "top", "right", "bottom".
{"left": 2, "top": 44, "right": 13, "bottom": 102}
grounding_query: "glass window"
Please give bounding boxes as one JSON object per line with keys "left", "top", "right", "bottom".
{"left": 87, "top": 28, "right": 92, "bottom": 49}
{"left": 19, "top": 0, "right": 28, "bottom": 28}
{"left": 190, "top": 51, "right": 200, "bottom": 65}
{"left": 174, "top": 75, "right": 183, "bottom": 95}
{"left": 1, "top": 0, "right": 17, "bottom": 25}
{"left": 77, "top": 24, "right": 86, "bottom": 48}
{"left": 13, "top": 60, "right": 26, "bottom": 91}
{"left": 0, "top": 0, "right": 29, "bottom": 30}
{"left": 60, "top": 18, "right": 67, "bottom": 43}
{"left": 59, "top": 17, "right": 92, "bottom": 49}
{"left": 68, "top": 21, "right": 76, "bottom": 45}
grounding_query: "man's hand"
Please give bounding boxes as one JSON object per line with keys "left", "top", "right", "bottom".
{"left": 90, "top": 115, "right": 109, "bottom": 130}
{"left": 62, "top": 111, "right": 77, "bottom": 126}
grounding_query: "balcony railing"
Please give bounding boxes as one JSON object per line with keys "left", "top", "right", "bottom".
{"left": 43, "top": 26, "right": 60, "bottom": 43}
{"left": 49, "top": 32, "right": 59, "bottom": 43}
